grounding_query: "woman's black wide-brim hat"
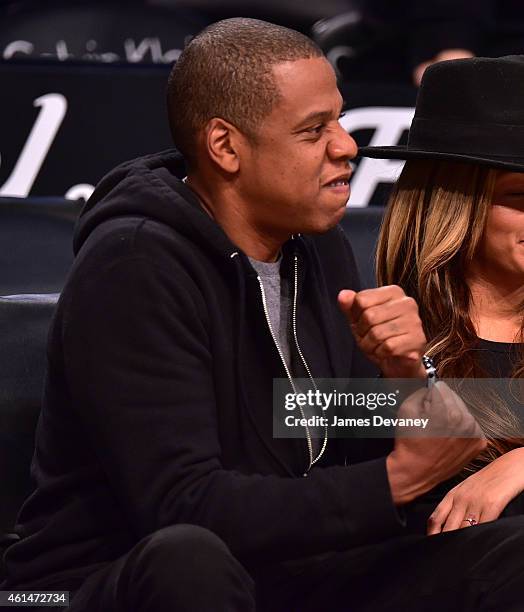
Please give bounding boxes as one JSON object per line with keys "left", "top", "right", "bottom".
{"left": 358, "top": 55, "right": 524, "bottom": 172}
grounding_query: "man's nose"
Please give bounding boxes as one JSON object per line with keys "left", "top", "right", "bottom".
{"left": 328, "top": 124, "right": 358, "bottom": 162}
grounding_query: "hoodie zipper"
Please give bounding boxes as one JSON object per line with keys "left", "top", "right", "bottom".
{"left": 292, "top": 255, "right": 328, "bottom": 469}
{"left": 257, "top": 253, "right": 328, "bottom": 475}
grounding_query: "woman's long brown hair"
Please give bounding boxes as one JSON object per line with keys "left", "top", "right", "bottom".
{"left": 376, "top": 159, "right": 524, "bottom": 465}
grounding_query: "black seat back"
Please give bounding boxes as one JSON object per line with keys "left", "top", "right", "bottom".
{"left": 0, "top": 197, "right": 79, "bottom": 295}
{"left": 0, "top": 294, "right": 59, "bottom": 538}
{"left": 339, "top": 206, "right": 385, "bottom": 289}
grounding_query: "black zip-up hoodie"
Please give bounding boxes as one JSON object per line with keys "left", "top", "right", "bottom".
{"left": 4, "top": 150, "right": 404, "bottom": 589}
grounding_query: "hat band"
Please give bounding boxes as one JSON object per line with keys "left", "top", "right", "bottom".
{"left": 408, "top": 117, "right": 524, "bottom": 159}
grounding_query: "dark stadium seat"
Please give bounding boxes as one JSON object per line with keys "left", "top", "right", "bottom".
{"left": 0, "top": 196, "right": 77, "bottom": 565}
{"left": 0, "top": 293, "right": 59, "bottom": 571}
{"left": 340, "top": 206, "right": 384, "bottom": 289}
{"left": 0, "top": 197, "right": 80, "bottom": 295}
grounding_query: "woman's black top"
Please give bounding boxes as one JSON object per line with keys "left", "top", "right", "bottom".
{"left": 471, "top": 338, "right": 522, "bottom": 378}
{"left": 406, "top": 338, "right": 524, "bottom": 533}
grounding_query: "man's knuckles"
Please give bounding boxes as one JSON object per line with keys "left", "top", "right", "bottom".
{"left": 360, "top": 315, "right": 407, "bottom": 340}
{"left": 356, "top": 295, "right": 418, "bottom": 325}
{"left": 379, "top": 284, "right": 405, "bottom": 299}
{"left": 365, "top": 324, "right": 392, "bottom": 344}
{"left": 351, "top": 292, "right": 374, "bottom": 318}
{"left": 352, "top": 285, "right": 405, "bottom": 310}
{"left": 396, "top": 295, "right": 419, "bottom": 315}
{"left": 374, "top": 338, "right": 398, "bottom": 357}
{"left": 375, "top": 337, "right": 414, "bottom": 358}
{"left": 358, "top": 307, "right": 382, "bottom": 329}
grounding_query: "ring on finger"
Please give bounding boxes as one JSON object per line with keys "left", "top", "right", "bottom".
{"left": 462, "top": 516, "right": 478, "bottom": 527}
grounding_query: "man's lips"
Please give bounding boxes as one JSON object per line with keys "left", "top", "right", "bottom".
{"left": 322, "top": 173, "right": 351, "bottom": 188}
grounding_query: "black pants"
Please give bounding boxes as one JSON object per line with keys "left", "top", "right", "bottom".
{"left": 256, "top": 515, "right": 524, "bottom": 611}
{"left": 66, "top": 525, "right": 255, "bottom": 611}
{"left": 18, "top": 516, "right": 524, "bottom": 611}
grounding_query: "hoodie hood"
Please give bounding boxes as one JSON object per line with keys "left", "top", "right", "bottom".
{"left": 73, "top": 148, "right": 240, "bottom": 260}
{"left": 73, "top": 149, "right": 356, "bottom": 410}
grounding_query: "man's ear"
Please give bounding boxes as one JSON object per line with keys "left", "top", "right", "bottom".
{"left": 205, "top": 118, "right": 242, "bottom": 174}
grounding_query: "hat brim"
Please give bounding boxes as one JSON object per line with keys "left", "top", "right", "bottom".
{"left": 358, "top": 146, "right": 524, "bottom": 172}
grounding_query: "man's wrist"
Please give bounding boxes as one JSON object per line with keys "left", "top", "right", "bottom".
{"left": 386, "top": 453, "right": 412, "bottom": 505}
{"left": 381, "top": 360, "right": 426, "bottom": 380}
{"left": 382, "top": 354, "right": 436, "bottom": 383}
{"left": 386, "top": 452, "right": 427, "bottom": 506}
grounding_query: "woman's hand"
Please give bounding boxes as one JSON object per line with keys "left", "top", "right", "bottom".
{"left": 427, "top": 447, "right": 524, "bottom": 535}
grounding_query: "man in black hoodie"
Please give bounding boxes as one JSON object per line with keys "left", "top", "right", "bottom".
{"left": 4, "top": 17, "right": 524, "bottom": 612}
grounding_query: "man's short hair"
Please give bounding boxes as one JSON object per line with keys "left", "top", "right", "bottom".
{"left": 166, "top": 18, "right": 323, "bottom": 167}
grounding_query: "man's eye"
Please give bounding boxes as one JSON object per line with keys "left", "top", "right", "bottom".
{"left": 306, "top": 124, "right": 324, "bottom": 135}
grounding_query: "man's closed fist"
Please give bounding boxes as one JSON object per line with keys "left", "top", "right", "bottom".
{"left": 338, "top": 285, "right": 427, "bottom": 378}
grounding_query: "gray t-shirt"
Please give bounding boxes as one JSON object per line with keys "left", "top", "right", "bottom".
{"left": 248, "top": 254, "right": 323, "bottom": 458}
{"left": 248, "top": 254, "right": 291, "bottom": 368}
